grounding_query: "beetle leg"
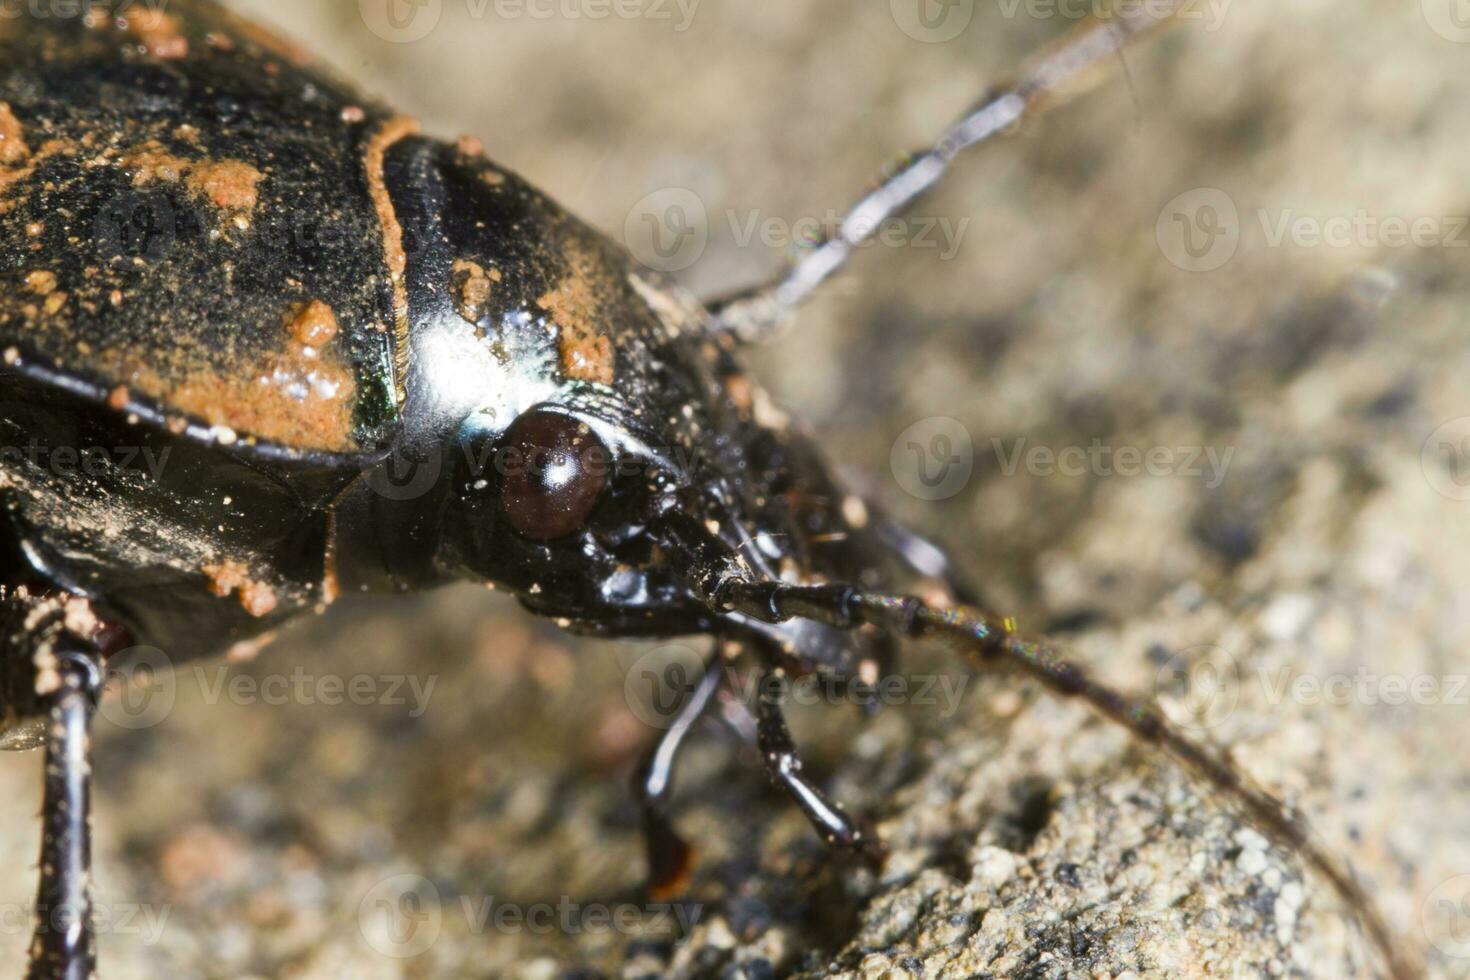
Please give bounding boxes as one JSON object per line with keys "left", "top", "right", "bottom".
{"left": 3, "top": 573, "right": 111, "bottom": 980}
{"left": 750, "top": 668, "right": 884, "bottom": 867}
{"left": 631, "top": 648, "right": 727, "bottom": 900}
{"left": 26, "top": 644, "right": 102, "bottom": 980}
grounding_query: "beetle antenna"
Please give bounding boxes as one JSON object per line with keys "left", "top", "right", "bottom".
{"left": 708, "top": 1, "right": 1186, "bottom": 344}
{"left": 655, "top": 498, "right": 1419, "bottom": 980}
{"left": 705, "top": 578, "right": 1421, "bottom": 980}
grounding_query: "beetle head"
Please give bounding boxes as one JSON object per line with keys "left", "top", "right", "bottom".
{"left": 386, "top": 141, "right": 884, "bottom": 661}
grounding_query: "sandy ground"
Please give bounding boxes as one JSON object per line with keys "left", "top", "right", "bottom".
{"left": 2, "top": 0, "right": 1470, "bottom": 977}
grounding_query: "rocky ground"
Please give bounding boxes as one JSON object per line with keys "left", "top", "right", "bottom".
{"left": 2, "top": 0, "right": 1469, "bottom": 977}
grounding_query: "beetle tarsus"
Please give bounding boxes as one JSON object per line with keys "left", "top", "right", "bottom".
{"left": 753, "top": 668, "right": 885, "bottom": 869}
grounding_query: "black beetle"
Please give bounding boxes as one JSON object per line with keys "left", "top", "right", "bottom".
{"left": 0, "top": 3, "right": 1418, "bottom": 979}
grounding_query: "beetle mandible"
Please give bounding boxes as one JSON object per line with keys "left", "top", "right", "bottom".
{"left": 0, "top": 2, "right": 1419, "bottom": 979}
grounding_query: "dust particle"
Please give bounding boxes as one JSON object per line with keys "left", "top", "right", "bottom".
{"left": 107, "top": 386, "right": 130, "bottom": 411}
{"left": 451, "top": 259, "right": 497, "bottom": 325}
{"left": 286, "top": 299, "right": 339, "bottom": 349}
{"left": 725, "top": 373, "right": 753, "bottom": 414}
{"left": 202, "top": 561, "right": 279, "bottom": 618}
{"left": 341, "top": 105, "right": 366, "bottom": 125}
{"left": 25, "top": 270, "right": 57, "bottom": 295}
{"left": 239, "top": 580, "right": 278, "bottom": 618}
{"left": 2, "top": 348, "right": 17, "bottom": 366}
{"left": 121, "top": 144, "right": 262, "bottom": 216}
{"left": 456, "top": 135, "right": 484, "bottom": 157}
{"left": 120, "top": 142, "right": 191, "bottom": 185}
{"left": 203, "top": 560, "right": 248, "bottom": 598}
{"left": 186, "top": 160, "right": 262, "bottom": 215}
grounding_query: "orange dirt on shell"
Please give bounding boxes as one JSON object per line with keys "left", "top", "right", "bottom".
{"left": 0, "top": 103, "right": 29, "bottom": 166}
{"left": 122, "top": 9, "right": 189, "bottom": 60}
{"left": 537, "top": 245, "right": 616, "bottom": 386}
{"left": 116, "top": 300, "right": 358, "bottom": 453}
{"left": 203, "top": 560, "right": 279, "bottom": 618}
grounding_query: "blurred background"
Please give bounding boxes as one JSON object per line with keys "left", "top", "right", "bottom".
{"left": 3, "top": 0, "right": 1470, "bottom": 976}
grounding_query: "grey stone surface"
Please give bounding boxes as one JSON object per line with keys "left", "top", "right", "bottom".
{"left": 1, "top": 1, "right": 1467, "bottom": 977}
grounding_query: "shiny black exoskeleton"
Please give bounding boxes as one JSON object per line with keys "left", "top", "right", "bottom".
{"left": 0, "top": 3, "right": 912, "bottom": 976}
{"left": 0, "top": 4, "right": 1419, "bottom": 980}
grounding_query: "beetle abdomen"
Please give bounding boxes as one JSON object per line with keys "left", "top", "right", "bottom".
{"left": 0, "top": 2, "right": 413, "bottom": 454}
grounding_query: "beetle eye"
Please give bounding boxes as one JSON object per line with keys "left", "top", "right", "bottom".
{"left": 499, "top": 410, "right": 610, "bottom": 540}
